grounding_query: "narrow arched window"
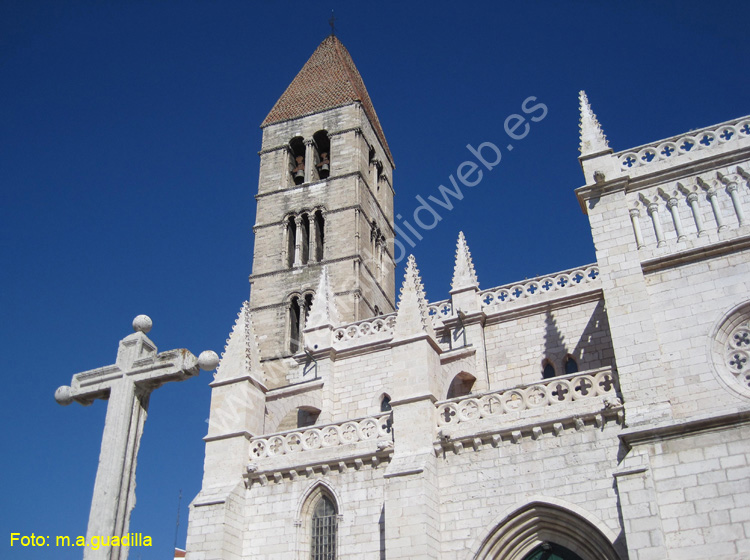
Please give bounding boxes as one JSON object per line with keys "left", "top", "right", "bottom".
{"left": 564, "top": 355, "right": 578, "bottom": 375}
{"left": 542, "top": 361, "right": 556, "bottom": 379}
{"left": 311, "top": 495, "right": 337, "bottom": 560}
{"left": 300, "top": 213, "right": 310, "bottom": 265}
{"left": 289, "top": 296, "right": 301, "bottom": 354}
{"left": 289, "top": 137, "right": 306, "bottom": 185}
{"left": 314, "top": 210, "right": 325, "bottom": 262}
{"left": 313, "top": 130, "right": 330, "bottom": 180}
{"left": 380, "top": 394, "right": 391, "bottom": 412}
{"left": 303, "top": 292, "right": 314, "bottom": 329}
{"left": 286, "top": 215, "right": 297, "bottom": 268}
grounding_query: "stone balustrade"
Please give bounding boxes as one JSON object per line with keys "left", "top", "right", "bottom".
{"left": 617, "top": 118, "right": 750, "bottom": 171}
{"left": 427, "top": 300, "right": 453, "bottom": 327}
{"left": 436, "top": 367, "right": 617, "bottom": 427}
{"left": 480, "top": 265, "right": 600, "bottom": 310}
{"left": 250, "top": 413, "right": 393, "bottom": 459}
{"left": 332, "top": 313, "right": 397, "bottom": 346}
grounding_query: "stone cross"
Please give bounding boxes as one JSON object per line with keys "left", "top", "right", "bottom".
{"left": 55, "top": 315, "right": 218, "bottom": 560}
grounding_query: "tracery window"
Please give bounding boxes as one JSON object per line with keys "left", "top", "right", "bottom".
{"left": 310, "top": 495, "right": 337, "bottom": 560}
{"left": 711, "top": 302, "right": 750, "bottom": 397}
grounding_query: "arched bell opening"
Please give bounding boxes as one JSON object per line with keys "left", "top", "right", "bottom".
{"left": 289, "top": 136, "right": 306, "bottom": 185}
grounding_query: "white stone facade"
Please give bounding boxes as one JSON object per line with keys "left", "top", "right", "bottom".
{"left": 184, "top": 37, "right": 750, "bottom": 560}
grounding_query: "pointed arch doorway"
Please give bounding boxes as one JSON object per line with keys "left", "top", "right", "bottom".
{"left": 473, "top": 502, "right": 622, "bottom": 560}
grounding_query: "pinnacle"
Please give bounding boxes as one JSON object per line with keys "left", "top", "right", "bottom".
{"left": 579, "top": 90, "right": 610, "bottom": 156}
{"left": 393, "top": 255, "right": 435, "bottom": 340}
{"left": 307, "top": 266, "right": 340, "bottom": 328}
{"left": 215, "top": 302, "right": 264, "bottom": 383}
{"left": 451, "top": 231, "right": 479, "bottom": 291}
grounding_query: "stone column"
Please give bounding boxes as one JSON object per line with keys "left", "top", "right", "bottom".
{"left": 685, "top": 192, "right": 707, "bottom": 237}
{"left": 281, "top": 221, "right": 289, "bottom": 268}
{"left": 293, "top": 215, "right": 303, "bottom": 267}
{"left": 666, "top": 197, "right": 686, "bottom": 241}
{"left": 646, "top": 203, "right": 666, "bottom": 247}
{"left": 707, "top": 189, "right": 727, "bottom": 231}
{"left": 308, "top": 212, "right": 317, "bottom": 263}
{"left": 629, "top": 209, "right": 645, "bottom": 249}
{"left": 304, "top": 140, "right": 315, "bottom": 183}
{"left": 727, "top": 183, "right": 745, "bottom": 226}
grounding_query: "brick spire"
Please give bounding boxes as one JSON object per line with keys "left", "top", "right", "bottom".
{"left": 579, "top": 90, "right": 610, "bottom": 156}
{"left": 262, "top": 35, "right": 393, "bottom": 164}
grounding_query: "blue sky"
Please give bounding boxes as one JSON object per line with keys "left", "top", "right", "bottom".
{"left": 2, "top": 1, "right": 749, "bottom": 558}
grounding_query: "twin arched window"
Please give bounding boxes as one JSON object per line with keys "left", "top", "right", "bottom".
{"left": 542, "top": 356, "right": 578, "bottom": 379}
{"left": 289, "top": 131, "right": 330, "bottom": 186}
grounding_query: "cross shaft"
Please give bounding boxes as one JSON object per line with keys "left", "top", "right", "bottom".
{"left": 55, "top": 316, "right": 217, "bottom": 560}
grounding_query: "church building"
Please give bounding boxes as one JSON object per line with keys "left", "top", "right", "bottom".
{"left": 184, "top": 34, "right": 750, "bottom": 560}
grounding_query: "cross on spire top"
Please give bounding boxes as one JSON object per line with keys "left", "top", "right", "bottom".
{"left": 329, "top": 10, "right": 336, "bottom": 36}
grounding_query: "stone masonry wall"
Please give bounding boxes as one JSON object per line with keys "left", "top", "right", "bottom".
{"left": 437, "top": 419, "right": 626, "bottom": 558}
{"left": 482, "top": 296, "right": 615, "bottom": 391}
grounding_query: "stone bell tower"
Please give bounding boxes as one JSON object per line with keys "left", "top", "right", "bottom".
{"left": 250, "top": 34, "right": 396, "bottom": 387}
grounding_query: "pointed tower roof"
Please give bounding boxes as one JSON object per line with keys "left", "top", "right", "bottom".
{"left": 262, "top": 35, "right": 393, "bottom": 165}
{"left": 393, "top": 255, "right": 435, "bottom": 340}
{"left": 451, "top": 231, "right": 479, "bottom": 291}
{"left": 307, "top": 266, "right": 340, "bottom": 328}
{"left": 578, "top": 90, "right": 611, "bottom": 157}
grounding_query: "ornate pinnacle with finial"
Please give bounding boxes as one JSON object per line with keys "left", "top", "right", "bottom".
{"left": 578, "top": 90, "right": 610, "bottom": 156}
